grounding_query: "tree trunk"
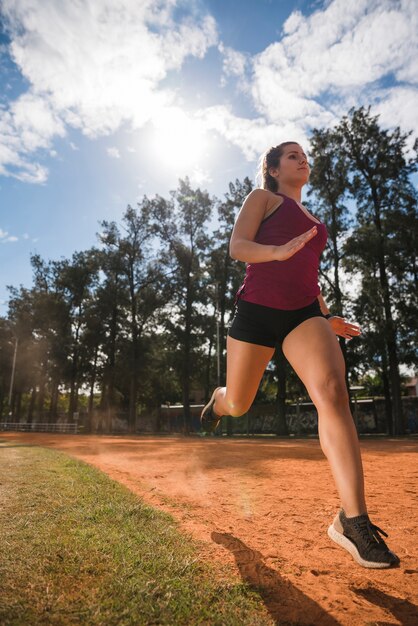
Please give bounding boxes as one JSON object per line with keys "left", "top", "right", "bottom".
{"left": 181, "top": 270, "right": 193, "bottom": 435}
{"left": 108, "top": 304, "right": 118, "bottom": 410}
{"left": 128, "top": 324, "right": 139, "bottom": 433}
{"left": 49, "top": 379, "right": 59, "bottom": 423}
{"left": 99, "top": 379, "right": 107, "bottom": 410}
{"left": 328, "top": 199, "right": 354, "bottom": 413}
{"left": 87, "top": 345, "right": 98, "bottom": 433}
{"left": 381, "top": 349, "right": 393, "bottom": 435}
{"left": 275, "top": 348, "right": 288, "bottom": 435}
{"left": 88, "top": 348, "right": 98, "bottom": 415}
{"left": 15, "top": 391, "right": 22, "bottom": 420}
{"left": 220, "top": 253, "right": 231, "bottom": 382}
{"left": 37, "top": 360, "right": 48, "bottom": 421}
{"left": 373, "top": 203, "right": 403, "bottom": 434}
{"left": 128, "top": 269, "right": 139, "bottom": 433}
{"left": 204, "top": 332, "right": 214, "bottom": 402}
{"left": 220, "top": 265, "right": 234, "bottom": 437}
{"left": 129, "top": 374, "right": 137, "bottom": 433}
{"left": 379, "top": 279, "right": 405, "bottom": 435}
{"left": 385, "top": 332, "right": 403, "bottom": 435}
{"left": 69, "top": 318, "right": 81, "bottom": 417}
{"left": 27, "top": 388, "right": 37, "bottom": 424}
{"left": 9, "top": 390, "right": 16, "bottom": 418}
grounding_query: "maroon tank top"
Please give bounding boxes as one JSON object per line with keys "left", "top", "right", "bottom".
{"left": 236, "top": 192, "right": 328, "bottom": 310}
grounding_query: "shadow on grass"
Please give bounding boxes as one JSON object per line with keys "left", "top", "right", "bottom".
{"left": 211, "top": 531, "right": 341, "bottom": 626}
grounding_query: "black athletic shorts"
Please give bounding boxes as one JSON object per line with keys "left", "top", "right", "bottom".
{"left": 228, "top": 298, "right": 326, "bottom": 349}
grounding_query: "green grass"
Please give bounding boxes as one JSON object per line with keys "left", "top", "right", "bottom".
{"left": 0, "top": 440, "right": 272, "bottom": 625}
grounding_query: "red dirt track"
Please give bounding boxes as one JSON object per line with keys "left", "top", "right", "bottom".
{"left": 2, "top": 433, "right": 417, "bottom": 625}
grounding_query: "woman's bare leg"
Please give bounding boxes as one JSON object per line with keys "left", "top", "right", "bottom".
{"left": 212, "top": 336, "right": 275, "bottom": 417}
{"left": 282, "top": 316, "right": 367, "bottom": 517}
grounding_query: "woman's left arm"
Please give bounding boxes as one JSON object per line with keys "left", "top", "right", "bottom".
{"left": 317, "top": 293, "right": 362, "bottom": 341}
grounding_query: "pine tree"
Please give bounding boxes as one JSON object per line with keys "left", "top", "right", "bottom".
{"left": 337, "top": 106, "right": 418, "bottom": 434}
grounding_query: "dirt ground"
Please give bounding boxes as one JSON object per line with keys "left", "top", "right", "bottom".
{"left": 2, "top": 432, "right": 417, "bottom": 626}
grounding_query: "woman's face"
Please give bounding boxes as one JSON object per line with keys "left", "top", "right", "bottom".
{"left": 269, "top": 144, "right": 310, "bottom": 187}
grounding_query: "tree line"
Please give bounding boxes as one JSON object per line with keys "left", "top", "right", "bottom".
{"left": 0, "top": 107, "right": 416, "bottom": 435}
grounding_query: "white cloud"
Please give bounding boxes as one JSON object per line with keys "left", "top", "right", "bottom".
{"left": 203, "top": 0, "right": 418, "bottom": 162}
{"left": 0, "top": 92, "right": 64, "bottom": 182}
{"left": 249, "top": 0, "right": 418, "bottom": 134}
{"left": 0, "top": 0, "right": 218, "bottom": 182}
{"left": 371, "top": 86, "right": 418, "bottom": 150}
{"left": 218, "top": 42, "right": 248, "bottom": 86}
{"left": 0, "top": 228, "right": 18, "bottom": 242}
{"left": 107, "top": 147, "right": 120, "bottom": 159}
{"left": 0, "top": 0, "right": 416, "bottom": 185}
{"left": 199, "top": 105, "right": 310, "bottom": 162}
{"left": 69, "top": 141, "right": 79, "bottom": 151}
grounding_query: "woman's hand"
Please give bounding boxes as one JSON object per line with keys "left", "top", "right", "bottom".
{"left": 273, "top": 226, "right": 318, "bottom": 261}
{"left": 328, "top": 316, "right": 361, "bottom": 341}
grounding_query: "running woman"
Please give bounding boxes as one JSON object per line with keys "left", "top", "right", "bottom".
{"left": 201, "top": 142, "right": 400, "bottom": 569}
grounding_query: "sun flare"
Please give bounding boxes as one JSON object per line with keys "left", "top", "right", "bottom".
{"left": 150, "top": 108, "right": 207, "bottom": 172}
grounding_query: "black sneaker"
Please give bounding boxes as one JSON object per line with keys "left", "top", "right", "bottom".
{"left": 200, "top": 387, "right": 222, "bottom": 433}
{"left": 327, "top": 509, "right": 400, "bottom": 568}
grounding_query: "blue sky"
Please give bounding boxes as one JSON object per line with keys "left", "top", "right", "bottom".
{"left": 0, "top": 0, "right": 417, "bottom": 314}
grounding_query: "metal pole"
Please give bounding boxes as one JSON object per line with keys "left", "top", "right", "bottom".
{"left": 8, "top": 336, "right": 18, "bottom": 408}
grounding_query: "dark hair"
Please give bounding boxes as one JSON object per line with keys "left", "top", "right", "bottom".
{"left": 258, "top": 142, "right": 299, "bottom": 192}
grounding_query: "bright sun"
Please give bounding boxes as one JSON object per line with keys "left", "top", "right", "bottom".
{"left": 150, "top": 108, "right": 207, "bottom": 172}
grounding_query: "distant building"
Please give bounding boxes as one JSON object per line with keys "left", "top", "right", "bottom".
{"left": 405, "top": 376, "right": 418, "bottom": 397}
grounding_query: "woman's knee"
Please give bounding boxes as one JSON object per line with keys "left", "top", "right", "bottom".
{"left": 309, "top": 370, "right": 349, "bottom": 407}
{"left": 224, "top": 394, "right": 251, "bottom": 417}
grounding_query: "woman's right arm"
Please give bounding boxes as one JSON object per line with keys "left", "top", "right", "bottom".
{"left": 229, "top": 189, "right": 318, "bottom": 263}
